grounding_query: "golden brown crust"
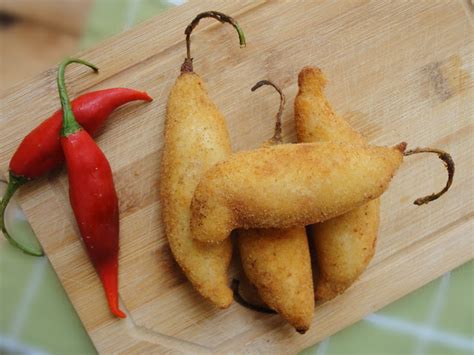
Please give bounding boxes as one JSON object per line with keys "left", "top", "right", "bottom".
{"left": 295, "top": 66, "right": 380, "bottom": 301}
{"left": 240, "top": 78, "right": 314, "bottom": 333}
{"left": 191, "top": 142, "right": 403, "bottom": 243}
{"left": 313, "top": 199, "right": 380, "bottom": 300}
{"left": 238, "top": 227, "right": 314, "bottom": 332}
{"left": 160, "top": 72, "right": 233, "bottom": 308}
{"left": 295, "top": 67, "right": 366, "bottom": 145}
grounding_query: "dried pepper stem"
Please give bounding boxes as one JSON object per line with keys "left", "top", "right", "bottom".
{"left": 182, "top": 11, "right": 246, "bottom": 72}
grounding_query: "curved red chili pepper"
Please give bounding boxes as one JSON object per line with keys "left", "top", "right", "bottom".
{"left": 58, "top": 58, "right": 125, "bottom": 318}
{"left": 1, "top": 88, "right": 152, "bottom": 256}
{"left": 10, "top": 88, "right": 152, "bottom": 179}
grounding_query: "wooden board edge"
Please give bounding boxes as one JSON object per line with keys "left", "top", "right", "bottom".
{"left": 50, "top": 213, "right": 471, "bottom": 353}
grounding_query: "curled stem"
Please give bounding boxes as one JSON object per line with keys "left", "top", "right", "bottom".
{"left": 57, "top": 58, "right": 99, "bottom": 137}
{"left": 403, "top": 147, "right": 455, "bottom": 205}
{"left": 251, "top": 80, "right": 285, "bottom": 145}
{"left": 231, "top": 279, "right": 276, "bottom": 314}
{"left": 0, "top": 174, "right": 44, "bottom": 256}
{"left": 182, "top": 11, "right": 246, "bottom": 72}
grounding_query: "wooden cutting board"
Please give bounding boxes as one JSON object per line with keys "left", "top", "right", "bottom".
{"left": 1, "top": 1, "right": 473, "bottom": 353}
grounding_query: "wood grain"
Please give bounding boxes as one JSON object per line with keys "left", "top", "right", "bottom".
{"left": 1, "top": 0, "right": 473, "bottom": 353}
{"left": 0, "top": 21, "right": 78, "bottom": 92}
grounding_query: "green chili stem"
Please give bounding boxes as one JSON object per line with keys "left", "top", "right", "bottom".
{"left": 251, "top": 80, "right": 286, "bottom": 145}
{"left": 0, "top": 173, "right": 43, "bottom": 256}
{"left": 57, "top": 58, "right": 98, "bottom": 137}
{"left": 182, "top": 11, "right": 246, "bottom": 72}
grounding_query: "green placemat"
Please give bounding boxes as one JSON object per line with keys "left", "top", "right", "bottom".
{"left": 1, "top": 1, "right": 473, "bottom": 354}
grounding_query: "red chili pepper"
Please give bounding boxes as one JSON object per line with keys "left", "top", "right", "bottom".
{"left": 1, "top": 88, "right": 151, "bottom": 256}
{"left": 58, "top": 58, "right": 125, "bottom": 318}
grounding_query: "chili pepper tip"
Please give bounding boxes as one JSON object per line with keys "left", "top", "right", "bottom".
{"left": 141, "top": 92, "right": 153, "bottom": 102}
{"left": 112, "top": 308, "right": 127, "bottom": 319}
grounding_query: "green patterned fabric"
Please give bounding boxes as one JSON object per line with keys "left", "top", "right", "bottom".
{"left": 1, "top": 1, "right": 472, "bottom": 354}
